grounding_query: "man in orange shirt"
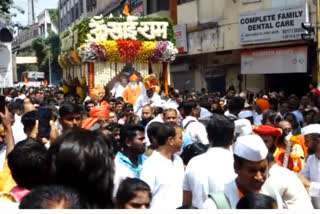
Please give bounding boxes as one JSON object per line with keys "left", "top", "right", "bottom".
{"left": 123, "top": 73, "right": 142, "bottom": 106}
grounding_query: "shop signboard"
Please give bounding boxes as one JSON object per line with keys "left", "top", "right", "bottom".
{"left": 175, "top": 24, "right": 188, "bottom": 53}
{"left": 241, "top": 46, "right": 307, "bottom": 74}
{"left": 239, "top": 5, "right": 307, "bottom": 45}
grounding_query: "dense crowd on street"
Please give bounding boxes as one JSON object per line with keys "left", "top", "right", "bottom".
{"left": 0, "top": 72, "right": 320, "bottom": 209}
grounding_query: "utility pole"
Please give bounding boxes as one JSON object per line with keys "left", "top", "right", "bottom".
{"left": 28, "top": 0, "right": 36, "bottom": 25}
{"left": 48, "top": 54, "right": 52, "bottom": 85}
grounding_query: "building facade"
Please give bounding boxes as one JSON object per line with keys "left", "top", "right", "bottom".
{"left": 58, "top": 0, "right": 146, "bottom": 32}
{"left": 13, "top": 9, "right": 58, "bottom": 52}
{"left": 169, "top": 0, "right": 316, "bottom": 95}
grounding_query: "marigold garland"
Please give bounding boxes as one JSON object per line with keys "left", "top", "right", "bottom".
{"left": 100, "top": 41, "right": 121, "bottom": 62}
{"left": 136, "top": 41, "right": 157, "bottom": 62}
{"left": 116, "top": 40, "right": 142, "bottom": 63}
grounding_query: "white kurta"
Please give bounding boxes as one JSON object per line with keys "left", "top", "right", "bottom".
{"left": 140, "top": 151, "right": 185, "bottom": 209}
{"left": 266, "top": 164, "right": 313, "bottom": 209}
{"left": 110, "top": 82, "right": 126, "bottom": 98}
{"left": 202, "top": 180, "right": 283, "bottom": 209}
{"left": 183, "top": 147, "right": 236, "bottom": 209}
{"left": 134, "top": 93, "right": 162, "bottom": 114}
{"left": 182, "top": 116, "right": 209, "bottom": 145}
{"left": 300, "top": 154, "right": 320, "bottom": 208}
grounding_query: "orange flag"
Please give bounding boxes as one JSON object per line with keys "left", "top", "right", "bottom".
{"left": 123, "top": 1, "right": 130, "bottom": 16}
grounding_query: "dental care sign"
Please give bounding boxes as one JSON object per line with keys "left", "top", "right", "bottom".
{"left": 239, "top": 5, "right": 307, "bottom": 45}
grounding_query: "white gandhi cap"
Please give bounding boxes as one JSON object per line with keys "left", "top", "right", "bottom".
{"left": 234, "top": 119, "right": 252, "bottom": 136}
{"left": 301, "top": 124, "right": 320, "bottom": 136}
{"left": 238, "top": 110, "right": 253, "bottom": 119}
{"left": 234, "top": 135, "right": 268, "bottom": 162}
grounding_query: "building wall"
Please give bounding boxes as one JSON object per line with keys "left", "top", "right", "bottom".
{"left": 173, "top": 0, "right": 315, "bottom": 92}
{"left": 178, "top": 0, "right": 315, "bottom": 53}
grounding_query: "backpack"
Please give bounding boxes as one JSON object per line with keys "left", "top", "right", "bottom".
{"left": 208, "top": 192, "right": 231, "bottom": 209}
{"left": 183, "top": 120, "right": 196, "bottom": 130}
{"left": 208, "top": 183, "right": 277, "bottom": 209}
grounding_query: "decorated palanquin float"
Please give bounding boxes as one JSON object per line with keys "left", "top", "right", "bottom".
{"left": 58, "top": 13, "right": 178, "bottom": 101}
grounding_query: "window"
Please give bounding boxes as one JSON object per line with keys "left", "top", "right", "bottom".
{"left": 75, "top": 3, "right": 79, "bottom": 19}
{"left": 80, "top": 0, "right": 83, "bottom": 14}
{"left": 147, "top": 0, "right": 169, "bottom": 14}
{"left": 87, "top": 0, "right": 96, "bottom": 12}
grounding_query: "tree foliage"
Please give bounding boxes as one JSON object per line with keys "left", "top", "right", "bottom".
{"left": 0, "top": 0, "right": 13, "bottom": 15}
{"left": 48, "top": 9, "right": 59, "bottom": 28}
{"left": 31, "top": 32, "right": 62, "bottom": 80}
{"left": 0, "top": 0, "right": 25, "bottom": 34}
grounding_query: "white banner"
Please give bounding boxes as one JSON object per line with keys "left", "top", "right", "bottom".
{"left": 239, "top": 5, "right": 307, "bottom": 45}
{"left": 16, "top": 56, "right": 38, "bottom": 64}
{"left": 241, "top": 46, "right": 307, "bottom": 74}
{"left": 0, "top": 43, "right": 13, "bottom": 88}
{"left": 175, "top": 24, "right": 188, "bottom": 53}
{"left": 27, "top": 72, "right": 45, "bottom": 79}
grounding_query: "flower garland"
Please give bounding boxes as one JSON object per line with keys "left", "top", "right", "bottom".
{"left": 90, "top": 43, "right": 107, "bottom": 61}
{"left": 63, "top": 40, "right": 178, "bottom": 65}
{"left": 136, "top": 41, "right": 157, "bottom": 62}
{"left": 116, "top": 40, "right": 142, "bottom": 63}
{"left": 150, "top": 41, "right": 167, "bottom": 62}
{"left": 100, "top": 41, "right": 122, "bottom": 62}
{"left": 162, "top": 41, "right": 179, "bottom": 62}
{"left": 78, "top": 43, "right": 97, "bottom": 62}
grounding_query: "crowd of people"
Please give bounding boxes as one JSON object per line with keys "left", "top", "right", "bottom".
{"left": 0, "top": 72, "right": 320, "bottom": 209}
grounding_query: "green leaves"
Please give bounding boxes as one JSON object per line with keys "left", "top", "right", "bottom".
{"left": 0, "top": 0, "right": 13, "bottom": 15}
{"left": 31, "top": 32, "right": 62, "bottom": 77}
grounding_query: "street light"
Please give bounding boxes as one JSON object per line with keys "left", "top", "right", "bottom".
{"left": 48, "top": 54, "right": 52, "bottom": 85}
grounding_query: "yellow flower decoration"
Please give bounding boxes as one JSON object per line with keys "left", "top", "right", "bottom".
{"left": 291, "top": 154, "right": 299, "bottom": 159}
{"left": 293, "top": 166, "right": 300, "bottom": 173}
{"left": 136, "top": 41, "right": 157, "bottom": 62}
{"left": 100, "top": 41, "right": 121, "bottom": 62}
{"left": 290, "top": 136, "right": 300, "bottom": 144}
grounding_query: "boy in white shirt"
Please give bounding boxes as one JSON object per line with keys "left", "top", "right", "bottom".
{"left": 140, "top": 123, "right": 184, "bottom": 209}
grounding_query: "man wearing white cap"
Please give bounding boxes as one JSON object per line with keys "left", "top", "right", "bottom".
{"left": 234, "top": 119, "right": 252, "bottom": 137}
{"left": 238, "top": 110, "right": 254, "bottom": 125}
{"left": 299, "top": 124, "right": 320, "bottom": 208}
{"left": 301, "top": 124, "right": 320, "bottom": 157}
{"left": 203, "top": 135, "right": 283, "bottom": 209}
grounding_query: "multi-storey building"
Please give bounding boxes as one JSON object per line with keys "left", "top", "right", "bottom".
{"left": 169, "top": 0, "right": 316, "bottom": 95}
{"left": 59, "top": 0, "right": 146, "bottom": 32}
{"left": 13, "top": 9, "right": 58, "bottom": 52}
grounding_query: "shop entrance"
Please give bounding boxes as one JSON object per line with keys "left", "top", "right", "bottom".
{"left": 206, "top": 74, "right": 226, "bottom": 94}
{"left": 266, "top": 73, "right": 312, "bottom": 96}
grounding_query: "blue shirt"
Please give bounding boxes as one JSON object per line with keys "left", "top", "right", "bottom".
{"left": 115, "top": 152, "right": 147, "bottom": 179}
{"left": 179, "top": 131, "right": 193, "bottom": 154}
